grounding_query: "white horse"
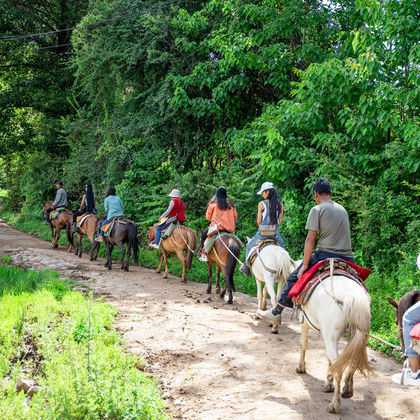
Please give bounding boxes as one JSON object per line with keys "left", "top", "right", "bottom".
{"left": 296, "top": 273, "right": 373, "bottom": 413}
{"left": 249, "top": 243, "right": 297, "bottom": 333}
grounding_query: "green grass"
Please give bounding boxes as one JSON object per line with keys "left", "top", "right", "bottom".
{"left": 0, "top": 262, "right": 169, "bottom": 419}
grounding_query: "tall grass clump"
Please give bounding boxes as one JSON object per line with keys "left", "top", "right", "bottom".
{"left": 0, "top": 262, "right": 168, "bottom": 419}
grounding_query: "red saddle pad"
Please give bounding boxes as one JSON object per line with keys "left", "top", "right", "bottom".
{"left": 410, "top": 322, "right": 420, "bottom": 340}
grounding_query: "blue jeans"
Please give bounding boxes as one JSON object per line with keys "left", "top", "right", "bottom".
{"left": 403, "top": 301, "right": 420, "bottom": 358}
{"left": 154, "top": 221, "right": 184, "bottom": 244}
{"left": 100, "top": 215, "right": 124, "bottom": 236}
{"left": 278, "top": 249, "right": 355, "bottom": 308}
{"left": 245, "top": 228, "right": 285, "bottom": 260}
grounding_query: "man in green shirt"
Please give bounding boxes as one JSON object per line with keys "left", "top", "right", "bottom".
{"left": 257, "top": 178, "right": 356, "bottom": 322}
{"left": 44, "top": 180, "right": 68, "bottom": 225}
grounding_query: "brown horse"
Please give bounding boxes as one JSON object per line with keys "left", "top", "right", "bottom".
{"left": 43, "top": 201, "right": 74, "bottom": 251}
{"left": 387, "top": 289, "right": 420, "bottom": 352}
{"left": 73, "top": 214, "right": 101, "bottom": 260}
{"left": 205, "top": 234, "right": 241, "bottom": 304}
{"left": 96, "top": 216, "right": 139, "bottom": 271}
{"left": 147, "top": 224, "right": 197, "bottom": 282}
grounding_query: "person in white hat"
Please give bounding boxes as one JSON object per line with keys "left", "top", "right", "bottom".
{"left": 149, "top": 189, "right": 186, "bottom": 249}
{"left": 239, "top": 181, "right": 285, "bottom": 276}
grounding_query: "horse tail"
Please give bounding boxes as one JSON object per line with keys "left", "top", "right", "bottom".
{"left": 329, "top": 288, "right": 373, "bottom": 378}
{"left": 275, "top": 248, "right": 291, "bottom": 290}
{"left": 226, "top": 239, "right": 240, "bottom": 291}
{"left": 128, "top": 222, "right": 139, "bottom": 265}
{"left": 66, "top": 220, "right": 74, "bottom": 246}
{"left": 186, "top": 229, "right": 197, "bottom": 270}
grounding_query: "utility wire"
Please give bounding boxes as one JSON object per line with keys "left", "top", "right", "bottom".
{"left": 0, "top": 0, "right": 182, "bottom": 42}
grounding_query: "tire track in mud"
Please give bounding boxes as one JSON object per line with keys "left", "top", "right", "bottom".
{"left": 0, "top": 220, "right": 418, "bottom": 420}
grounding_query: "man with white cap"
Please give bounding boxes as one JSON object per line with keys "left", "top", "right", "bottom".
{"left": 239, "top": 181, "right": 285, "bottom": 277}
{"left": 149, "top": 189, "right": 186, "bottom": 249}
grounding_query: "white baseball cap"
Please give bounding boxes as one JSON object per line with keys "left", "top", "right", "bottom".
{"left": 257, "top": 182, "right": 274, "bottom": 195}
{"left": 168, "top": 189, "right": 180, "bottom": 198}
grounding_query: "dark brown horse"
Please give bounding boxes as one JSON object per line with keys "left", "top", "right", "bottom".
{"left": 387, "top": 289, "right": 420, "bottom": 352}
{"left": 97, "top": 216, "right": 139, "bottom": 271}
{"left": 205, "top": 234, "right": 241, "bottom": 304}
{"left": 147, "top": 224, "right": 197, "bottom": 282}
{"left": 43, "top": 201, "right": 74, "bottom": 251}
{"left": 73, "top": 214, "right": 100, "bottom": 260}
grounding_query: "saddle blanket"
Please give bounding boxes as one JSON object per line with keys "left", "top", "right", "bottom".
{"left": 101, "top": 216, "right": 126, "bottom": 236}
{"left": 246, "top": 238, "right": 280, "bottom": 266}
{"left": 410, "top": 323, "right": 420, "bottom": 340}
{"left": 51, "top": 207, "right": 66, "bottom": 219}
{"left": 162, "top": 222, "right": 178, "bottom": 239}
{"left": 204, "top": 232, "right": 243, "bottom": 254}
{"left": 76, "top": 213, "right": 92, "bottom": 227}
{"left": 289, "top": 259, "right": 371, "bottom": 304}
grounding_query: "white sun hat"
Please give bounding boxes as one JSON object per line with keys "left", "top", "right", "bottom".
{"left": 257, "top": 182, "right": 274, "bottom": 195}
{"left": 168, "top": 189, "right": 181, "bottom": 198}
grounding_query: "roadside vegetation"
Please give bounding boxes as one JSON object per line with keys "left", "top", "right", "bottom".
{"left": 0, "top": 257, "right": 168, "bottom": 419}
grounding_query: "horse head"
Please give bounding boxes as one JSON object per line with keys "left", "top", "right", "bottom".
{"left": 386, "top": 289, "right": 420, "bottom": 349}
{"left": 43, "top": 201, "right": 53, "bottom": 218}
{"left": 146, "top": 225, "right": 156, "bottom": 243}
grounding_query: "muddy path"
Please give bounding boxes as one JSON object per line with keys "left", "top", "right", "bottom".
{"left": 0, "top": 220, "right": 418, "bottom": 420}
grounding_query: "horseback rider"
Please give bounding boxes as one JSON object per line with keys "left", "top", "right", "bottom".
{"left": 44, "top": 180, "right": 68, "bottom": 226}
{"left": 198, "top": 186, "right": 238, "bottom": 262}
{"left": 240, "top": 181, "right": 285, "bottom": 276}
{"left": 257, "top": 177, "right": 355, "bottom": 322}
{"left": 149, "top": 189, "right": 186, "bottom": 249}
{"left": 71, "top": 183, "right": 96, "bottom": 233}
{"left": 95, "top": 187, "right": 124, "bottom": 243}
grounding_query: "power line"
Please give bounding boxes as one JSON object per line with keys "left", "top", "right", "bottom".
{"left": 0, "top": 0, "right": 182, "bottom": 42}
{"left": 0, "top": 43, "right": 72, "bottom": 55}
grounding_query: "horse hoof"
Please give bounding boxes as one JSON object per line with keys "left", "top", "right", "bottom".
{"left": 54, "top": 244, "right": 58, "bottom": 249}
{"left": 227, "top": 300, "right": 233, "bottom": 304}
{"left": 341, "top": 389, "right": 353, "bottom": 399}
{"left": 182, "top": 279, "right": 187, "bottom": 283}
{"left": 216, "top": 288, "right": 221, "bottom": 294}
{"left": 163, "top": 274, "right": 168, "bottom": 279}
{"left": 108, "top": 266, "right": 112, "bottom": 271}
{"left": 296, "top": 366, "right": 306, "bottom": 374}
{"left": 156, "top": 269, "right": 160, "bottom": 274}
{"left": 327, "top": 402, "right": 340, "bottom": 414}
{"left": 206, "top": 289, "right": 211, "bottom": 294}
{"left": 271, "top": 329, "right": 278, "bottom": 334}
{"left": 323, "top": 384, "right": 334, "bottom": 393}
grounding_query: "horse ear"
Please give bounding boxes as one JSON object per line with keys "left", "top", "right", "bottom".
{"left": 386, "top": 297, "right": 399, "bottom": 309}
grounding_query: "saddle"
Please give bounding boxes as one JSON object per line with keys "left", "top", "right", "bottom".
{"left": 76, "top": 213, "right": 93, "bottom": 227}
{"left": 161, "top": 222, "right": 178, "bottom": 239}
{"left": 290, "top": 259, "right": 371, "bottom": 305}
{"left": 101, "top": 216, "right": 127, "bottom": 236}
{"left": 51, "top": 207, "right": 66, "bottom": 219}
{"left": 246, "top": 238, "right": 279, "bottom": 266}
{"left": 204, "top": 232, "right": 243, "bottom": 255}
{"left": 410, "top": 323, "right": 420, "bottom": 354}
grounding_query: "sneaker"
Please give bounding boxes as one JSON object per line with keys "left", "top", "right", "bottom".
{"left": 392, "top": 365, "right": 420, "bottom": 386}
{"left": 95, "top": 236, "right": 103, "bottom": 243}
{"left": 240, "top": 264, "right": 250, "bottom": 277}
{"left": 71, "top": 226, "right": 78, "bottom": 233}
{"left": 43, "top": 221, "right": 51, "bottom": 226}
{"left": 148, "top": 242, "right": 159, "bottom": 250}
{"left": 198, "top": 252, "right": 208, "bottom": 262}
{"left": 256, "top": 307, "right": 283, "bottom": 323}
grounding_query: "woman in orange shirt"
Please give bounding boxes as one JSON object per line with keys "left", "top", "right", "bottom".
{"left": 198, "top": 187, "right": 238, "bottom": 261}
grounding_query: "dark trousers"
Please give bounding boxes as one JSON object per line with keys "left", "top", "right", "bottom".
{"left": 200, "top": 228, "right": 209, "bottom": 249}
{"left": 45, "top": 207, "right": 54, "bottom": 223}
{"left": 73, "top": 209, "right": 85, "bottom": 224}
{"left": 278, "top": 249, "right": 356, "bottom": 308}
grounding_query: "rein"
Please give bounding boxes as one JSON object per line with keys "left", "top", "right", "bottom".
{"left": 175, "top": 225, "right": 197, "bottom": 254}
{"left": 215, "top": 227, "right": 244, "bottom": 267}
{"left": 256, "top": 246, "right": 277, "bottom": 274}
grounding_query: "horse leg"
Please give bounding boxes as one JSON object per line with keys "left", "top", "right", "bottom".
{"left": 78, "top": 233, "right": 83, "bottom": 258}
{"left": 106, "top": 243, "right": 114, "bottom": 270}
{"left": 328, "top": 371, "right": 343, "bottom": 413}
{"left": 220, "top": 266, "right": 233, "bottom": 304}
{"left": 50, "top": 225, "right": 55, "bottom": 247}
{"left": 324, "top": 335, "right": 342, "bottom": 412}
{"left": 156, "top": 256, "right": 163, "bottom": 273}
{"left": 125, "top": 242, "right": 131, "bottom": 272}
{"left": 341, "top": 370, "right": 354, "bottom": 399}
{"left": 296, "top": 321, "right": 309, "bottom": 374}
{"left": 162, "top": 249, "right": 168, "bottom": 279}
{"left": 256, "top": 279, "right": 263, "bottom": 310}
{"left": 176, "top": 249, "right": 187, "bottom": 282}
{"left": 53, "top": 226, "right": 61, "bottom": 248}
{"left": 266, "top": 276, "right": 280, "bottom": 333}
{"left": 215, "top": 266, "right": 221, "bottom": 295}
{"left": 118, "top": 243, "right": 126, "bottom": 270}
{"left": 206, "top": 263, "right": 213, "bottom": 294}
{"left": 324, "top": 361, "right": 334, "bottom": 393}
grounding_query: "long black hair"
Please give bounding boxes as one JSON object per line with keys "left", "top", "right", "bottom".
{"left": 85, "top": 183, "right": 95, "bottom": 213}
{"left": 106, "top": 186, "right": 116, "bottom": 197}
{"left": 211, "top": 186, "right": 233, "bottom": 210}
{"left": 266, "top": 188, "right": 282, "bottom": 224}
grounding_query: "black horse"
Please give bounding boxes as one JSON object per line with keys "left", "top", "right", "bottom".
{"left": 96, "top": 216, "right": 139, "bottom": 271}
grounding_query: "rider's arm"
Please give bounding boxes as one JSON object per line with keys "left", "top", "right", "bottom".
{"left": 278, "top": 204, "right": 284, "bottom": 226}
{"left": 256, "top": 202, "right": 264, "bottom": 225}
{"left": 79, "top": 194, "right": 86, "bottom": 210}
{"left": 205, "top": 203, "right": 214, "bottom": 222}
{"left": 297, "top": 230, "right": 317, "bottom": 280}
{"left": 160, "top": 200, "right": 174, "bottom": 220}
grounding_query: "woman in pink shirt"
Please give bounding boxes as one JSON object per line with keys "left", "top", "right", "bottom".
{"left": 198, "top": 187, "right": 237, "bottom": 261}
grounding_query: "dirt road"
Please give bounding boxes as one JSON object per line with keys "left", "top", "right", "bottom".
{"left": 0, "top": 220, "right": 418, "bottom": 419}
